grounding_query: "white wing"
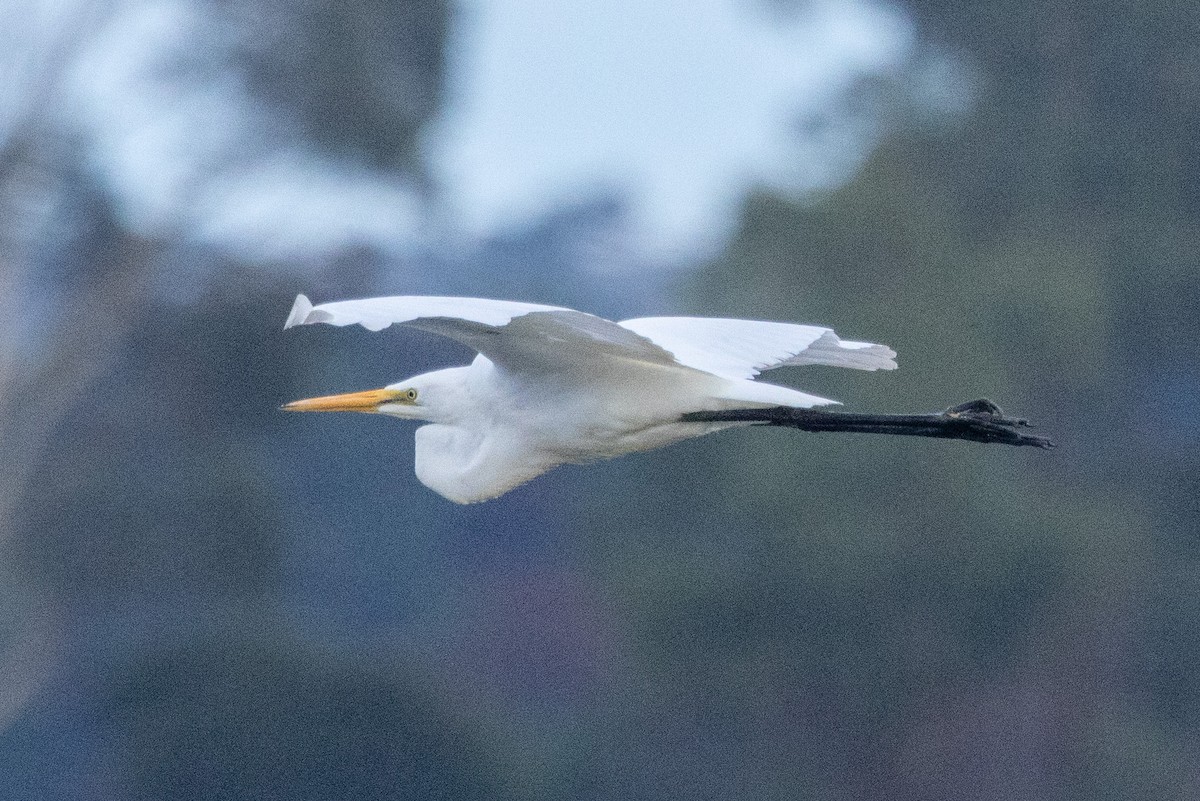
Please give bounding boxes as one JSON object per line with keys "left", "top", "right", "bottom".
{"left": 284, "top": 294, "right": 678, "bottom": 375}
{"left": 618, "top": 317, "right": 897, "bottom": 380}
{"left": 284, "top": 293, "right": 564, "bottom": 331}
{"left": 285, "top": 295, "right": 896, "bottom": 380}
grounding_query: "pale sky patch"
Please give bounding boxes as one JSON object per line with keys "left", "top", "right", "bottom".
{"left": 63, "top": 0, "right": 425, "bottom": 264}
{"left": 57, "top": 0, "right": 916, "bottom": 267}
{"left": 428, "top": 0, "right": 915, "bottom": 261}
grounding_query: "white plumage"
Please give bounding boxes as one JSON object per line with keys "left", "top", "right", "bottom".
{"left": 284, "top": 294, "right": 896, "bottom": 503}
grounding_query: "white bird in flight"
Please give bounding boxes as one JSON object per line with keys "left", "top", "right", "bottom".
{"left": 283, "top": 294, "right": 897, "bottom": 503}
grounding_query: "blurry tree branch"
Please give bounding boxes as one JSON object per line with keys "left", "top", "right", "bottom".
{"left": 0, "top": 3, "right": 149, "bottom": 735}
{"left": 0, "top": 221, "right": 157, "bottom": 731}
{"left": 0, "top": 233, "right": 158, "bottom": 526}
{"left": 0, "top": 229, "right": 157, "bottom": 732}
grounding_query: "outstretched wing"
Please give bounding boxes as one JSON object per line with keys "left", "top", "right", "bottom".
{"left": 285, "top": 295, "right": 896, "bottom": 380}
{"left": 284, "top": 294, "right": 679, "bottom": 375}
{"left": 617, "top": 317, "right": 897, "bottom": 380}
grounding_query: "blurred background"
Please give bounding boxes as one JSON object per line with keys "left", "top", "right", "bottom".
{"left": 1, "top": 0, "right": 1195, "bottom": 797}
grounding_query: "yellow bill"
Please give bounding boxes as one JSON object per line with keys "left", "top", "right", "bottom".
{"left": 282, "top": 388, "right": 406, "bottom": 413}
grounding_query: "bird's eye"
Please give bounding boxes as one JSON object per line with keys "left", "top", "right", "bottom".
{"left": 405, "top": 388, "right": 418, "bottom": 401}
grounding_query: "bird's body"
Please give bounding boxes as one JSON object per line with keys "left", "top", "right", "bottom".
{"left": 400, "top": 356, "right": 810, "bottom": 502}
{"left": 283, "top": 294, "right": 896, "bottom": 503}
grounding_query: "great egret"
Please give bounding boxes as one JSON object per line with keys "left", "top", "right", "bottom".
{"left": 282, "top": 294, "right": 898, "bottom": 503}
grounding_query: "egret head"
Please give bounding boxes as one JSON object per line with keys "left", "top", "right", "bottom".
{"left": 282, "top": 368, "right": 465, "bottom": 422}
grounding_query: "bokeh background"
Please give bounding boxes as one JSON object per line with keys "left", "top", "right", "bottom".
{"left": 2, "top": 0, "right": 1196, "bottom": 798}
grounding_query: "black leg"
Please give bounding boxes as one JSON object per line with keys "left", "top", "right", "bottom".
{"left": 681, "top": 399, "right": 1054, "bottom": 449}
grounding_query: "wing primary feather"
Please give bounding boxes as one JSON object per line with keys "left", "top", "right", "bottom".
{"left": 284, "top": 294, "right": 315, "bottom": 329}
{"left": 619, "top": 316, "right": 896, "bottom": 378}
{"left": 780, "top": 331, "right": 897, "bottom": 371}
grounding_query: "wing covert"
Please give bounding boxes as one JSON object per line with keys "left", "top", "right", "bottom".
{"left": 284, "top": 294, "right": 565, "bottom": 332}
{"left": 284, "top": 294, "right": 677, "bottom": 375}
